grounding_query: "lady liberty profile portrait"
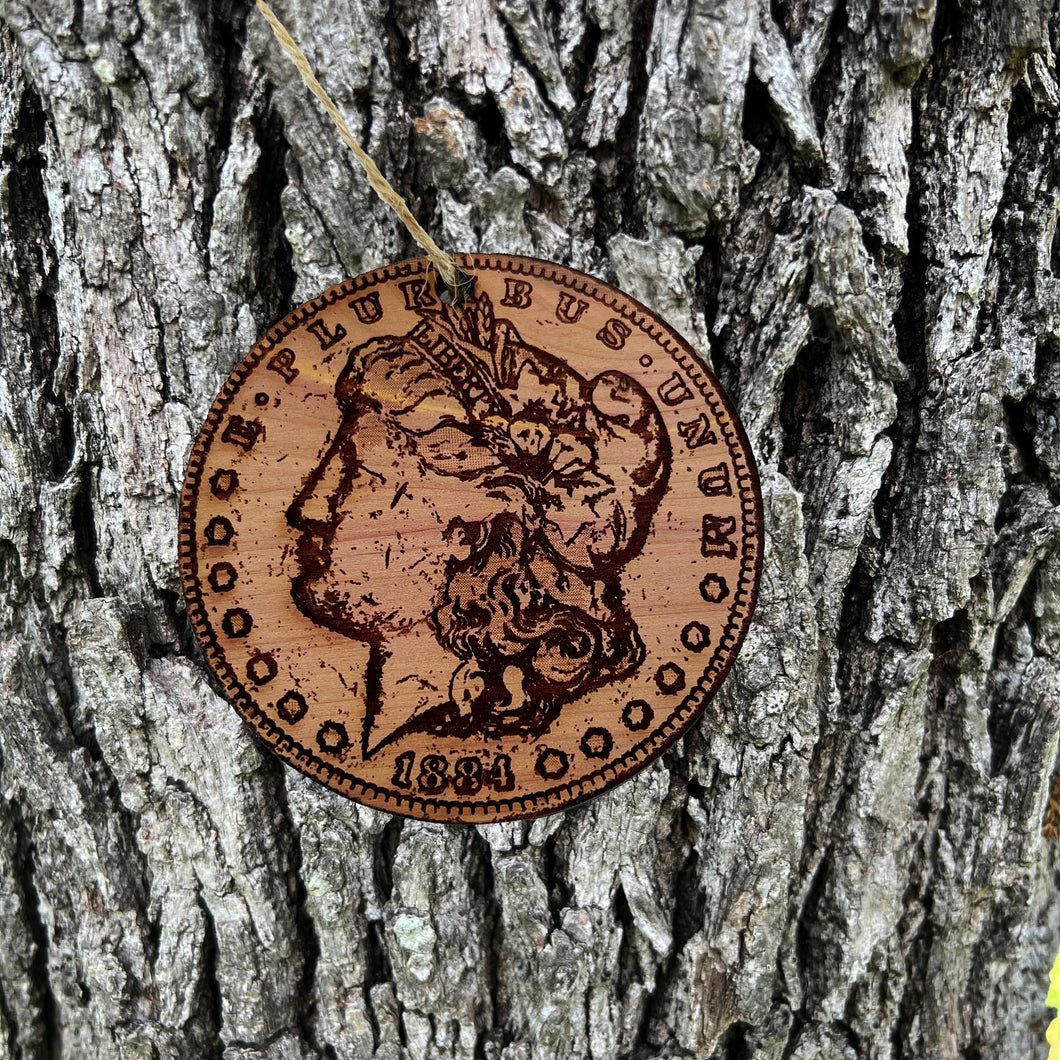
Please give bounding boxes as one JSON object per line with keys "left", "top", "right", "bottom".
{"left": 286, "top": 290, "right": 671, "bottom": 758}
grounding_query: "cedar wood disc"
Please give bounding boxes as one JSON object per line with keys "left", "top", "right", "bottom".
{"left": 179, "top": 255, "right": 763, "bottom": 822}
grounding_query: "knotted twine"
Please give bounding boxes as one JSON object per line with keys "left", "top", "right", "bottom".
{"left": 255, "top": 0, "right": 473, "bottom": 304}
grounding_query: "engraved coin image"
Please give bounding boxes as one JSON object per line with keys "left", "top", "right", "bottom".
{"left": 179, "top": 255, "right": 763, "bottom": 822}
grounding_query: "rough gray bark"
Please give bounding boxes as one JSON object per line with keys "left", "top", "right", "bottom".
{"left": 1, "top": 0, "right": 1059, "bottom": 1057}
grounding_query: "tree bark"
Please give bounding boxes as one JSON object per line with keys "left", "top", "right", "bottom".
{"left": 1, "top": 0, "right": 1059, "bottom": 1057}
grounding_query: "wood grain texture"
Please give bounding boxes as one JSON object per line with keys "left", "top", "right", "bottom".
{"left": 1, "top": 0, "right": 1059, "bottom": 1057}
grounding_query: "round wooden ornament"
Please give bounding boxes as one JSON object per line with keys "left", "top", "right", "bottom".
{"left": 179, "top": 255, "right": 763, "bottom": 821}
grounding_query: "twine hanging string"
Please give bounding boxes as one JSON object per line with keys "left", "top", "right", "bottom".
{"left": 255, "top": 0, "right": 473, "bottom": 304}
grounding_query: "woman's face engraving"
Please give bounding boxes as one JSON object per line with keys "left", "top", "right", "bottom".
{"left": 288, "top": 401, "right": 509, "bottom": 637}
{"left": 286, "top": 294, "right": 671, "bottom": 747}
